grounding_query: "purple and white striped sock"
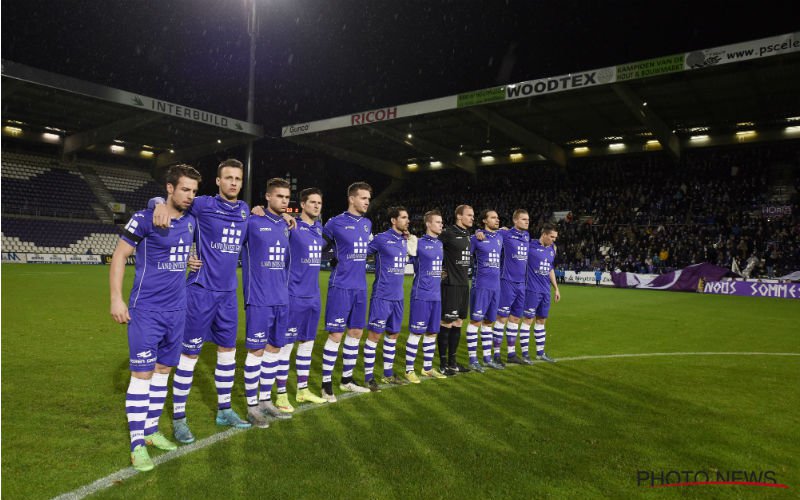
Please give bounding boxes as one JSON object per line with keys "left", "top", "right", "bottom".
{"left": 363, "top": 339, "right": 377, "bottom": 382}
{"left": 519, "top": 323, "right": 531, "bottom": 356}
{"left": 342, "top": 335, "right": 360, "bottom": 379}
{"left": 534, "top": 324, "right": 546, "bottom": 356}
{"left": 481, "top": 325, "right": 493, "bottom": 363}
{"left": 172, "top": 355, "right": 198, "bottom": 420}
{"left": 144, "top": 372, "right": 169, "bottom": 436}
{"left": 382, "top": 337, "right": 397, "bottom": 377}
{"left": 295, "top": 340, "right": 314, "bottom": 390}
{"left": 422, "top": 335, "right": 436, "bottom": 371}
{"left": 492, "top": 321, "right": 505, "bottom": 357}
{"left": 215, "top": 350, "right": 236, "bottom": 410}
{"left": 405, "top": 334, "right": 421, "bottom": 372}
{"left": 321, "top": 338, "right": 340, "bottom": 383}
{"left": 466, "top": 324, "right": 479, "bottom": 364}
{"left": 259, "top": 350, "right": 279, "bottom": 402}
{"left": 506, "top": 321, "right": 519, "bottom": 358}
{"left": 126, "top": 376, "right": 150, "bottom": 451}
{"left": 276, "top": 344, "right": 293, "bottom": 395}
{"left": 244, "top": 352, "right": 262, "bottom": 406}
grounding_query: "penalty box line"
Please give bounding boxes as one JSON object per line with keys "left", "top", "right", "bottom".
{"left": 52, "top": 351, "right": 800, "bottom": 500}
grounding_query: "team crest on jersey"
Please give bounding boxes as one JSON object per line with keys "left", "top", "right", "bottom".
{"left": 314, "top": 226, "right": 322, "bottom": 235}
{"left": 284, "top": 228, "right": 289, "bottom": 237}
{"left": 364, "top": 224, "right": 369, "bottom": 232}
{"left": 241, "top": 210, "right": 247, "bottom": 220}
{"left": 187, "top": 222, "right": 194, "bottom": 234}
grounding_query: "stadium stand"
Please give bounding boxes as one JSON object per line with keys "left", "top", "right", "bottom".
{"left": 1, "top": 152, "right": 98, "bottom": 220}
{"left": 371, "top": 142, "right": 800, "bottom": 278}
{"left": 1, "top": 150, "right": 164, "bottom": 256}
{"left": 1, "top": 218, "right": 119, "bottom": 255}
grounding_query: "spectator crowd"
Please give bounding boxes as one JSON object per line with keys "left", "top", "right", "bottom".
{"left": 369, "top": 143, "right": 800, "bottom": 278}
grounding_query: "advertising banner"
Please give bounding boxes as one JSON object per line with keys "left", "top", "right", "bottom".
{"left": 564, "top": 271, "right": 614, "bottom": 286}
{"left": 24, "top": 253, "right": 102, "bottom": 264}
{"left": 2, "top": 252, "right": 27, "bottom": 263}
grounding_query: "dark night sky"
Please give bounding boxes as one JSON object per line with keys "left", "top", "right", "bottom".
{"left": 4, "top": 0, "right": 797, "bottom": 135}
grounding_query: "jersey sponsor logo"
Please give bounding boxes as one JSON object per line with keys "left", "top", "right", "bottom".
{"left": 389, "top": 254, "right": 406, "bottom": 275}
{"left": 211, "top": 222, "right": 242, "bottom": 253}
{"left": 486, "top": 248, "right": 500, "bottom": 268}
{"left": 301, "top": 240, "right": 322, "bottom": 266}
{"left": 158, "top": 238, "right": 190, "bottom": 271}
{"left": 427, "top": 256, "right": 443, "bottom": 277}
{"left": 259, "top": 227, "right": 272, "bottom": 231}
{"left": 262, "top": 240, "right": 286, "bottom": 269}
{"left": 347, "top": 237, "right": 368, "bottom": 260}
{"left": 344, "top": 225, "right": 355, "bottom": 230}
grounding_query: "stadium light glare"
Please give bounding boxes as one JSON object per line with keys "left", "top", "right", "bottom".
{"left": 42, "top": 132, "right": 61, "bottom": 143}
{"left": 573, "top": 146, "right": 589, "bottom": 153}
{"left": 786, "top": 116, "right": 800, "bottom": 122}
{"left": 646, "top": 140, "right": 660, "bottom": 145}
{"left": 406, "top": 133, "right": 413, "bottom": 139}
{"left": 509, "top": 153, "right": 524, "bottom": 160}
{"left": 217, "top": 139, "right": 222, "bottom": 144}
{"left": 785, "top": 125, "right": 800, "bottom": 134}
{"left": 407, "top": 163, "right": 418, "bottom": 170}
{"left": 110, "top": 145, "right": 125, "bottom": 153}
{"left": 690, "top": 135, "right": 709, "bottom": 141}
{"left": 736, "top": 121, "right": 754, "bottom": 127}
{"left": 140, "top": 150, "right": 154, "bottom": 158}
{"left": 169, "top": 149, "right": 175, "bottom": 154}
{"left": 735, "top": 130, "right": 756, "bottom": 136}
{"left": 3, "top": 126, "right": 23, "bottom": 136}
{"left": 481, "top": 155, "right": 495, "bottom": 163}
{"left": 430, "top": 161, "right": 443, "bottom": 168}
{"left": 458, "top": 151, "right": 465, "bottom": 156}
{"left": 608, "top": 143, "right": 625, "bottom": 150}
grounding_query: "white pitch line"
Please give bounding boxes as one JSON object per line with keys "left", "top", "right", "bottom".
{"left": 52, "top": 351, "right": 800, "bottom": 500}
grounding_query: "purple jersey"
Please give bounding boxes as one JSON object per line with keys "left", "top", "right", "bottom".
{"left": 499, "top": 227, "right": 529, "bottom": 283}
{"left": 470, "top": 230, "right": 502, "bottom": 290}
{"left": 288, "top": 218, "right": 324, "bottom": 298}
{"left": 323, "top": 212, "right": 372, "bottom": 290}
{"left": 121, "top": 209, "right": 196, "bottom": 311}
{"left": 368, "top": 228, "right": 407, "bottom": 301}
{"left": 241, "top": 212, "right": 290, "bottom": 306}
{"left": 410, "top": 234, "right": 443, "bottom": 301}
{"left": 148, "top": 195, "right": 250, "bottom": 292}
{"left": 527, "top": 239, "right": 557, "bottom": 292}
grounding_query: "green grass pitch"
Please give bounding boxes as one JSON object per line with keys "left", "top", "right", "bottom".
{"left": 1, "top": 264, "right": 799, "bottom": 499}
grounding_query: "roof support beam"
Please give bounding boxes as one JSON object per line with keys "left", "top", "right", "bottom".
{"left": 62, "top": 112, "right": 162, "bottom": 156}
{"left": 155, "top": 135, "right": 254, "bottom": 168}
{"left": 286, "top": 136, "right": 404, "bottom": 179}
{"left": 611, "top": 83, "right": 681, "bottom": 160}
{"left": 371, "top": 124, "right": 476, "bottom": 174}
{"left": 467, "top": 107, "right": 567, "bottom": 167}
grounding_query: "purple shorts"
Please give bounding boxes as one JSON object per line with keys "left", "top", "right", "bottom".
{"left": 182, "top": 284, "right": 238, "bottom": 354}
{"left": 524, "top": 290, "right": 551, "bottom": 319}
{"left": 470, "top": 287, "right": 499, "bottom": 323}
{"left": 128, "top": 308, "right": 185, "bottom": 372}
{"left": 288, "top": 295, "right": 321, "bottom": 342}
{"left": 408, "top": 299, "right": 441, "bottom": 334}
{"left": 498, "top": 279, "right": 526, "bottom": 318}
{"left": 245, "top": 304, "right": 290, "bottom": 349}
{"left": 325, "top": 286, "right": 367, "bottom": 332}
{"left": 367, "top": 297, "right": 404, "bottom": 334}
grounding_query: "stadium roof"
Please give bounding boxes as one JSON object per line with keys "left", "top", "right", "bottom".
{"left": 280, "top": 31, "right": 800, "bottom": 178}
{"left": 1, "top": 60, "right": 263, "bottom": 167}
